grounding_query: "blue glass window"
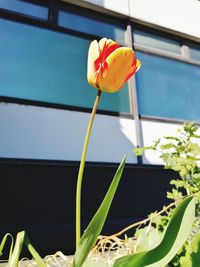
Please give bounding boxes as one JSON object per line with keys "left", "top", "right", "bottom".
{"left": 136, "top": 51, "right": 200, "bottom": 121}
{"left": 58, "top": 10, "right": 125, "bottom": 44}
{"left": 134, "top": 30, "right": 181, "bottom": 55}
{"left": 0, "top": 19, "right": 130, "bottom": 113}
{"left": 190, "top": 46, "right": 200, "bottom": 62}
{"left": 0, "top": 0, "right": 48, "bottom": 19}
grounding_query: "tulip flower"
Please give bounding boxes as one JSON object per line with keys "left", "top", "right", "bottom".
{"left": 76, "top": 38, "right": 141, "bottom": 250}
{"left": 87, "top": 38, "right": 141, "bottom": 93}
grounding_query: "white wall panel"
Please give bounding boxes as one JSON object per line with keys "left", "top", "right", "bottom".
{"left": 0, "top": 103, "right": 137, "bottom": 163}
{"left": 129, "top": 0, "right": 200, "bottom": 39}
{"left": 79, "top": 0, "right": 129, "bottom": 16}
{"left": 79, "top": 0, "right": 200, "bottom": 38}
{"left": 141, "top": 120, "right": 182, "bottom": 165}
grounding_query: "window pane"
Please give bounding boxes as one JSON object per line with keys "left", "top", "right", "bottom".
{"left": 136, "top": 51, "right": 200, "bottom": 121}
{"left": 0, "top": 0, "right": 48, "bottom": 19}
{"left": 190, "top": 46, "right": 200, "bottom": 62}
{"left": 0, "top": 19, "right": 130, "bottom": 113}
{"left": 134, "top": 30, "right": 181, "bottom": 55}
{"left": 58, "top": 10, "right": 125, "bottom": 44}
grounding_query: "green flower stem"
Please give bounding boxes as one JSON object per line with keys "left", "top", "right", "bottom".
{"left": 76, "top": 89, "right": 102, "bottom": 248}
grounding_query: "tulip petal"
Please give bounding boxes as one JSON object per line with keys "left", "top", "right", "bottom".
{"left": 100, "top": 39, "right": 120, "bottom": 61}
{"left": 87, "top": 40, "right": 100, "bottom": 89}
{"left": 136, "top": 59, "right": 141, "bottom": 72}
{"left": 98, "top": 38, "right": 108, "bottom": 52}
{"left": 98, "top": 47, "right": 137, "bottom": 93}
{"left": 124, "top": 59, "right": 141, "bottom": 83}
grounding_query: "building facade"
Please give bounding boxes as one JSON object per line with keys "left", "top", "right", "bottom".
{"left": 0, "top": 0, "right": 200, "bottom": 256}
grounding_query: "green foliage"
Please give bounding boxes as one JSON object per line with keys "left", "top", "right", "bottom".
{"left": 133, "top": 122, "right": 200, "bottom": 266}
{"left": 135, "top": 122, "right": 200, "bottom": 200}
{"left": 24, "top": 233, "right": 47, "bottom": 267}
{"left": 73, "top": 157, "right": 126, "bottom": 267}
{"left": 3, "top": 231, "right": 47, "bottom": 267}
{"left": 8, "top": 231, "right": 25, "bottom": 267}
{"left": 179, "top": 233, "right": 200, "bottom": 267}
{"left": 0, "top": 233, "right": 13, "bottom": 261}
{"left": 134, "top": 226, "right": 163, "bottom": 253}
{"left": 114, "top": 197, "right": 195, "bottom": 267}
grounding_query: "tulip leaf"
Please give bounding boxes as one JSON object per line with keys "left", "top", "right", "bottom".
{"left": 8, "top": 231, "right": 25, "bottom": 267}
{"left": 73, "top": 157, "right": 126, "bottom": 267}
{"left": 24, "top": 234, "right": 47, "bottom": 267}
{"left": 0, "top": 233, "right": 14, "bottom": 261}
{"left": 114, "top": 196, "right": 195, "bottom": 267}
{"left": 8, "top": 231, "right": 47, "bottom": 267}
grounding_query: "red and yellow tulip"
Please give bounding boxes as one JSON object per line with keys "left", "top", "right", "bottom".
{"left": 87, "top": 38, "right": 141, "bottom": 93}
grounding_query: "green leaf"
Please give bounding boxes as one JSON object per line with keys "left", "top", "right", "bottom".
{"left": 24, "top": 234, "right": 47, "bottom": 267}
{"left": 135, "top": 227, "right": 162, "bottom": 253}
{"left": 73, "top": 157, "right": 126, "bottom": 267}
{"left": 0, "top": 233, "right": 14, "bottom": 260}
{"left": 180, "top": 232, "right": 200, "bottom": 267}
{"left": 184, "top": 122, "right": 198, "bottom": 135}
{"left": 8, "top": 231, "right": 25, "bottom": 267}
{"left": 113, "top": 196, "right": 195, "bottom": 267}
{"left": 8, "top": 231, "right": 47, "bottom": 267}
{"left": 164, "top": 136, "right": 180, "bottom": 142}
{"left": 134, "top": 147, "right": 149, "bottom": 156}
{"left": 160, "top": 143, "right": 176, "bottom": 150}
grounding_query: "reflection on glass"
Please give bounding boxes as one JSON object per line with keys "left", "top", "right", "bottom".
{"left": 0, "top": 19, "right": 130, "bottom": 113}
{"left": 136, "top": 51, "right": 200, "bottom": 121}
{"left": 0, "top": 0, "right": 48, "bottom": 19}
{"left": 134, "top": 30, "right": 181, "bottom": 54}
{"left": 190, "top": 46, "right": 200, "bottom": 62}
{"left": 58, "top": 10, "right": 125, "bottom": 44}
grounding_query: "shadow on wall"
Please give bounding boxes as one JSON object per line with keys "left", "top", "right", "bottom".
{"left": 0, "top": 160, "right": 176, "bottom": 258}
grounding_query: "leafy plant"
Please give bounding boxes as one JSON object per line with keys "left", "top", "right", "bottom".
{"left": 114, "top": 196, "right": 195, "bottom": 267}
{"left": 134, "top": 122, "right": 200, "bottom": 266}
{"left": 134, "top": 122, "right": 200, "bottom": 200}
{"left": 73, "top": 158, "right": 125, "bottom": 267}
{"left": 179, "top": 232, "right": 200, "bottom": 267}
{"left": 0, "top": 231, "right": 46, "bottom": 267}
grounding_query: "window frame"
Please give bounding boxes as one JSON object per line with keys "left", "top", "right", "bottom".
{"left": 0, "top": 1, "right": 200, "bottom": 122}
{"left": 0, "top": 1, "right": 132, "bottom": 118}
{"left": 133, "top": 26, "right": 200, "bottom": 68}
{"left": 131, "top": 24, "right": 200, "bottom": 125}
{"left": 0, "top": 0, "right": 50, "bottom": 20}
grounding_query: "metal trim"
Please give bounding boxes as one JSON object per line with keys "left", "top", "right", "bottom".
{"left": 48, "top": 0, "right": 59, "bottom": 24}
{"left": 140, "top": 115, "right": 200, "bottom": 125}
{"left": 134, "top": 44, "right": 200, "bottom": 67}
{"left": 0, "top": 8, "right": 113, "bottom": 42}
{"left": 130, "top": 18, "right": 200, "bottom": 44}
{"left": 0, "top": 157, "right": 164, "bottom": 169}
{"left": 181, "top": 44, "right": 191, "bottom": 59}
{"left": 126, "top": 23, "right": 143, "bottom": 165}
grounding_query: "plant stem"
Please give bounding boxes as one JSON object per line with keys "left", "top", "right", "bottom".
{"left": 76, "top": 89, "right": 102, "bottom": 248}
